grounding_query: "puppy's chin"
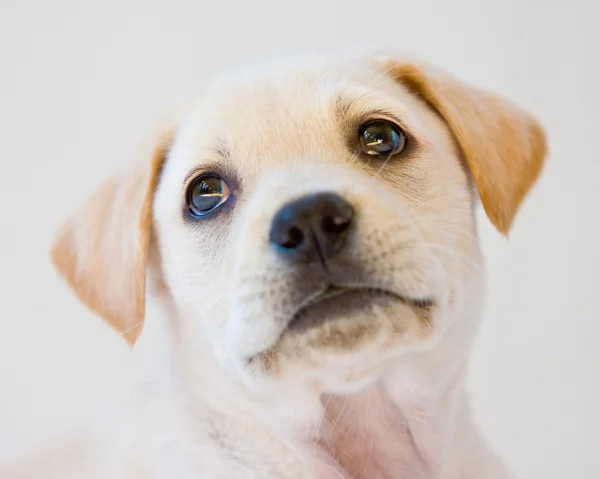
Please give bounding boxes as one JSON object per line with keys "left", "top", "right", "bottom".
{"left": 239, "top": 294, "right": 442, "bottom": 393}
{"left": 278, "top": 290, "right": 436, "bottom": 352}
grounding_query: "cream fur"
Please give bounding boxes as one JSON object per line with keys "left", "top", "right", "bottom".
{"left": 2, "top": 53, "right": 546, "bottom": 478}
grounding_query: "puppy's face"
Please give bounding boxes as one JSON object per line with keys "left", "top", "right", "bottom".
{"left": 52, "top": 55, "right": 546, "bottom": 394}
{"left": 154, "top": 59, "right": 467, "bottom": 390}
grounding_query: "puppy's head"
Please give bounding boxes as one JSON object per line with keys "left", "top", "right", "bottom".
{"left": 52, "top": 55, "right": 546, "bottom": 393}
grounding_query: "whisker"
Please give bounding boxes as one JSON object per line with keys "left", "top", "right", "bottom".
{"left": 313, "top": 393, "right": 333, "bottom": 461}
{"left": 366, "top": 62, "right": 399, "bottom": 89}
{"left": 374, "top": 151, "right": 394, "bottom": 178}
{"left": 327, "top": 397, "right": 350, "bottom": 438}
{"left": 119, "top": 319, "right": 144, "bottom": 338}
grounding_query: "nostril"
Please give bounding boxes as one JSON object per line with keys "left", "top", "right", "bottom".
{"left": 280, "top": 225, "right": 304, "bottom": 249}
{"left": 322, "top": 213, "right": 351, "bottom": 235}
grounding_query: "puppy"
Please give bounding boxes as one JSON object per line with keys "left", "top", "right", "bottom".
{"left": 4, "top": 53, "right": 546, "bottom": 478}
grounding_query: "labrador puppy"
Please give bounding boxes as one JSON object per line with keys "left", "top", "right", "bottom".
{"left": 4, "top": 53, "right": 546, "bottom": 478}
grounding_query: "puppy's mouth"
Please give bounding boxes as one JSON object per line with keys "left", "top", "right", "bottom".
{"left": 286, "top": 284, "right": 434, "bottom": 333}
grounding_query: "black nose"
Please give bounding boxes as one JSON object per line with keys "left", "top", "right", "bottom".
{"left": 270, "top": 193, "right": 354, "bottom": 264}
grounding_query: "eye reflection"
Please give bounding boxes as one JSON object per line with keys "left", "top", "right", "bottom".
{"left": 186, "top": 174, "right": 230, "bottom": 217}
{"left": 359, "top": 120, "right": 407, "bottom": 157}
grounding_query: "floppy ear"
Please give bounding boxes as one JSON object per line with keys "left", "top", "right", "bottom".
{"left": 51, "top": 125, "right": 175, "bottom": 346}
{"left": 379, "top": 57, "right": 547, "bottom": 235}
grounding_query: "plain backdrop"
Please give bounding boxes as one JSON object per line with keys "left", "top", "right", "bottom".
{"left": 1, "top": 0, "right": 598, "bottom": 477}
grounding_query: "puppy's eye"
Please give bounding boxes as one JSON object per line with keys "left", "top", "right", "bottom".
{"left": 186, "top": 174, "right": 230, "bottom": 217}
{"left": 359, "top": 120, "right": 406, "bottom": 156}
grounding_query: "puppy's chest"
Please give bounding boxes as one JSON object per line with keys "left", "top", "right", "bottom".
{"left": 196, "top": 393, "right": 432, "bottom": 479}
{"left": 195, "top": 422, "right": 427, "bottom": 479}
{"left": 166, "top": 389, "right": 434, "bottom": 479}
{"left": 317, "top": 392, "right": 431, "bottom": 479}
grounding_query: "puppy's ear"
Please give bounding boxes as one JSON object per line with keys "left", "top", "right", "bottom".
{"left": 51, "top": 124, "right": 176, "bottom": 346}
{"left": 379, "top": 57, "right": 547, "bottom": 235}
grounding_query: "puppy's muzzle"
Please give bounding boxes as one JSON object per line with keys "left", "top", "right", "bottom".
{"left": 269, "top": 192, "right": 353, "bottom": 264}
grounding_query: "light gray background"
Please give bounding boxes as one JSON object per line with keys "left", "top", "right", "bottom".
{"left": 1, "top": 1, "right": 598, "bottom": 477}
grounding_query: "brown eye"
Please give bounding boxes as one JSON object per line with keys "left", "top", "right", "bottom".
{"left": 186, "top": 174, "right": 230, "bottom": 217}
{"left": 359, "top": 120, "right": 406, "bottom": 156}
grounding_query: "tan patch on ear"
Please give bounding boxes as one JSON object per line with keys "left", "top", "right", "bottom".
{"left": 381, "top": 58, "right": 547, "bottom": 235}
{"left": 51, "top": 124, "right": 176, "bottom": 346}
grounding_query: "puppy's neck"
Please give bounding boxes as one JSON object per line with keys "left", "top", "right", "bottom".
{"left": 317, "top": 369, "right": 468, "bottom": 478}
{"left": 171, "top": 353, "right": 477, "bottom": 478}
{"left": 131, "top": 281, "right": 492, "bottom": 478}
{"left": 136, "top": 313, "right": 490, "bottom": 478}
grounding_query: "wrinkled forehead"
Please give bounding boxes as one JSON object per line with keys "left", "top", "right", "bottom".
{"left": 169, "top": 58, "right": 430, "bottom": 177}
